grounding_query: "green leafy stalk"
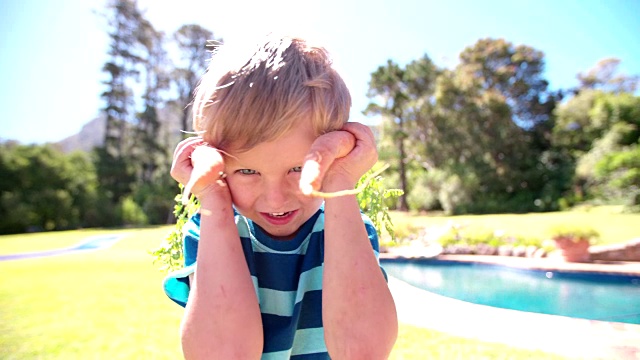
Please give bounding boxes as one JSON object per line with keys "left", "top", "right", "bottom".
{"left": 151, "top": 184, "right": 199, "bottom": 272}
{"left": 356, "top": 163, "right": 404, "bottom": 241}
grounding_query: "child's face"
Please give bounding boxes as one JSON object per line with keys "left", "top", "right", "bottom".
{"left": 224, "top": 120, "right": 323, "bottom": 240}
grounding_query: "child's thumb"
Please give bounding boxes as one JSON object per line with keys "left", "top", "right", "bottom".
{"left": 300, "top": 131, "right": 355, "bottom": 195}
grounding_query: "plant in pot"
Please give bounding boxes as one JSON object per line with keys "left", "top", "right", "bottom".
{"left": 549, "top": 225, "right": 600, "bottom": 262}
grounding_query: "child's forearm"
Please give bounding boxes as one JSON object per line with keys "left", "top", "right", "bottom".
{"left": 180, "top": 196, "right": 263, "bottom": 359}
{"left": 322, "top": 194, "right": 398, "bottom": 359}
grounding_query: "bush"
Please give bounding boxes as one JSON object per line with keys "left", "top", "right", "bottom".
{"left": 407, "top": 169, "right": 444, "bottom": 211}
{"left": 0, "top": 144, "right": 100, "bottom": 233}
{"left": 437, "top": 223, "right": 543, "bottom": 250}
{"left": 439, "top": 174, "right": 474, "bottom": 215}
{"left": 130, "top": 177, "right": 176, "bottom": 225}
{"left": 438, "top": 224, "right": 496, "bottom": 247}
{"left": 120, "top": 196, "right": 148, "bottom": 226}
{"left": 549, "top": 225, "right": 600, "bottom": 244}
{"left": 594, "top": 145, "right": 640, "bottom": 206}
{"left": 392, "top": 221, "right": 421, "bottom": 242}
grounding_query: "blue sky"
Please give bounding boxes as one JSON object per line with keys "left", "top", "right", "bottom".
{"left": 1, "top": 0, "right": 639, "bottom": 144}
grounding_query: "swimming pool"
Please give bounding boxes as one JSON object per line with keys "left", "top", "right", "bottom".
{"left": 381, "top": 258, "right": 640, "bottom": 325}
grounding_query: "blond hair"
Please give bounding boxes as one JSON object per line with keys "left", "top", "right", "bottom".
{"left": 192, "top": 35, "right": 351, "bottom": 151}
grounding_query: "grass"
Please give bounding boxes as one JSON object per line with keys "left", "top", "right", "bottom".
{"left": 388, "top": 206, "right": 640, "bottom": 245}
{"left": 0, "top": 224, "right": 576, "bottom": 359}
{"left": 390, "top": 324, "right": 568, "bottom": 360}
{"left": 0, "top": 226, "right": 183, "bottom": 359}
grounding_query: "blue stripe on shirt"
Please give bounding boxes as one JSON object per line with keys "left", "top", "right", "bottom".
{"left": 261, "top": 289, "right": 324, "bottom": 353}
{"left": 163, "top": 206, "right": 381, "bottom": 360}
{"left": 251, "top": 240, "right": 324, "bottom": 291}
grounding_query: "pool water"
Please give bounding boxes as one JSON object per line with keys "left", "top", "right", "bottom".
{"left": 0, "top": 234, "right": 127, "bottom": 261}
{"left": 381, "top": 259, "right": 640, "bottom": 325}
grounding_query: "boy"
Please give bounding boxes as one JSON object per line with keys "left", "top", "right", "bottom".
{"left": 164, "top": 34, "right": 398, "bottom": 359}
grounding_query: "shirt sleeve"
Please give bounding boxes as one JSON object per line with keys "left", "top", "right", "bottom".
{"left": 361, "top": 213, "right": 388, "bottom": 281}
{"left": 163, "top": 213, "right": 201, "bottom": 308}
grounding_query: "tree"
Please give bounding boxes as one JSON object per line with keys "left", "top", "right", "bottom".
{"left": 366, "top": 57, "right": 439, "bottom": 210}
{"left": 458, "top": 38, "right": 556, "bottom": 128}
{"left": 400, "top": 55, "right": 440, "bottom": 169}
{"left": 98, "top": 0, "right": 149, "bottom": 206}
{"left": 554, "top": 91, "right": 640, "bottom": 158}
{"left": 172, "top": 24, "right": 219, "bottom": 135}
{"left": 595, "top": 146, "right": 640, "bottom": 206}
{"left": 577, "top": 58, "right": 639, "bottom": 94}
{"left": 429, "top": 67, "right": 538, "bottom": 212}
{"left": 101, "top": 0, "right": 147, "bottom": 158}
{"left": 134, "top": 17, "right": 168, "bottom": 184}
{"left": 366, "top": 60, "right": 409, "bottom": 210}
{"left": 558, "top": 91, "right": 640, "bottom": 206}
{"left": 367, "top": 38, "right": 559, "bottom": 214}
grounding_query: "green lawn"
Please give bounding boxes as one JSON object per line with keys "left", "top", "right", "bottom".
{"left": 0, "top": 225, "right": 574, "bottom": 359}
{"left": 390, "top": 324, "right": 568, "bottom": 360}
{"left": 0, "top": 226, "right": 183, "bottom": 359}
{"left": 389, "top": 206, "right": 640, "bottom": 245}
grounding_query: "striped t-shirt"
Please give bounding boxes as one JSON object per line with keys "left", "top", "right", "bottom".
{"left": 163, "top": 206, "right": 383, "bottom": 359}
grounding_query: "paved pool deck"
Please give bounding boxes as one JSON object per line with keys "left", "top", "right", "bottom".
{"left": 382, "top": 253, "right": 640, "bottom": 359}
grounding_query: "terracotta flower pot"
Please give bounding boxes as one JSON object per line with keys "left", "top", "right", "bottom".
{"left": 553, "top": 236, "right": 591, "bottom": 262}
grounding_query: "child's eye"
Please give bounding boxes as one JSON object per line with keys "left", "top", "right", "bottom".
{"left": 238, "top": 169, "right": 257, "bottom": 175}
{"left": 290, "top": 166, "right": 302, "bottom": 173}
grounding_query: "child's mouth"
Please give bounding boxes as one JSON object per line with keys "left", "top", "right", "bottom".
{"left": 261, "top": 210, "right": 297, "bottom": 225}
{"left": 269, "top": 212, "right": 291, "bottom": 218}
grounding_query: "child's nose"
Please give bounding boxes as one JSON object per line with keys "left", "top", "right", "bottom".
{"left": 263, "top": 178, "right": 292, "bottom": 207}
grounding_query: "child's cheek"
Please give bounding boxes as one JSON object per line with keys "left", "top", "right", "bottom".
{"left": 288, "top": 172, "right": 302, "bottom": 187}
{"left": 226, "top": 176, "right": 258, "bottom": 204}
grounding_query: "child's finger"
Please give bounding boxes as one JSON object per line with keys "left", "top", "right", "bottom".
{"left": 342, "top": 122, "right": 376, "bottom": 146}
{"left": 172, "top": 137, "right": 203, "bottom": 162}
{"left": 299, "top": 131, "right": 356, "bottom": 195}
{"left": 182, "top": 145, "right": 225, "bottom": 204}
{"left": 170, "top": 137, "right": 205, "bottom": 185}
{"left": 339, "top": 122, "right": 379, "bottom": 165}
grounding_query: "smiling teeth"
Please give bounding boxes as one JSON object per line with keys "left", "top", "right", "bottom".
{"left": 270, "top": 212, "right": 287, "bottom": 217}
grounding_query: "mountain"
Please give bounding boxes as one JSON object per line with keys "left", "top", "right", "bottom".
{"left": 55, "top": 104, "right": 184, "bottom": 153}
{"left": 54, "top": 105, "right": 381, "bottom": 154}
{"left": 55, "top": 115, "right": 106, "bottom": 153}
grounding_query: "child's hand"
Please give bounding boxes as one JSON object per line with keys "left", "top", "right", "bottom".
{"left": 300, "top": 122, "right": 378, "bottom": 196}
{"left": 170, "top": 137, "right": 228, "bottom": 204}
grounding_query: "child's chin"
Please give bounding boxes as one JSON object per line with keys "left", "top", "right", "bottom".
{"left": 265, "top": 228, "right": 298, "bottom": 240}
{"left": 258, "top": 220, "right": 300, "bottom": 240}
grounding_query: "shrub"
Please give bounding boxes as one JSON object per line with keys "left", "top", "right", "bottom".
{"left": 438, "top": 224, "right": 496, "bottom": 247}
{"left": 407, "top": 169, "right": 445, "bottom": 211}
{"left": 120, "top": 196, "right": 148, "bottom": 226}
{"left": 439, "top": 175, "right": 473, "bottom": 215}
{"left": 549, "top": 225, "right": 600, "bottom": 245}
{"left": 392, "top": 221, "right": 421, "bottom": 242}
{"left": 437, "top": 223, "right": 543, "bottom": 250}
